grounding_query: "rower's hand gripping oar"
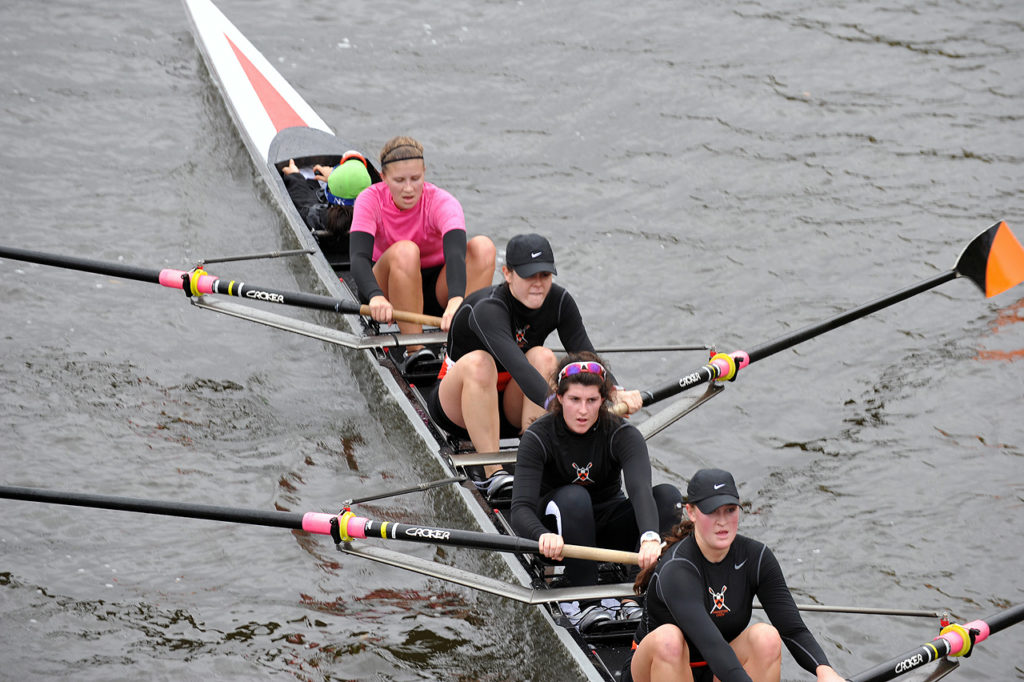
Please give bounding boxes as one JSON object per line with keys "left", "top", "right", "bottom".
{"left": 0, "top": 245, "right": 444, "bottom": 328}
{"left": 613, "top": 221, "right": 1024, "bottom": 415}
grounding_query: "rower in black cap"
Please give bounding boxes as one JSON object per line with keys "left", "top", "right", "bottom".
{"left": 623, "top": 468, "right": 845, "bottom": 682}
{"left": 426, "top": 233, "right": 645, "bottom": 499}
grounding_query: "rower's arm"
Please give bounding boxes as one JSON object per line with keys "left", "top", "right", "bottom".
{"left": 441, "top": 230, "right": 467, "bottom": 299}
{"left": 349, "top": 230, "right": 384, "bottom": 302}
{"left": 509, "top": 429, "right": 553, "bottom": 541}
{"left": 755, "top": 545, "right": 834, "bottom": 675}
{"left": 468, "top": 302, "right": 551, "bottom": 405}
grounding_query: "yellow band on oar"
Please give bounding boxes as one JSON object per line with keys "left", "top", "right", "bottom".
{"left": 336, "top": 509, "right": 356, "bottom": 542}
{"left": 188, "top": 267, "right": 208, "bottom": 296}
{"left": 379, "top": 522, "right": 390, "bottom": 539}
{"left": 940, "top": 623, "right": 972, "bottom": 657}
{"left": 711, "top": 353, "right": 738, "bottom": 382}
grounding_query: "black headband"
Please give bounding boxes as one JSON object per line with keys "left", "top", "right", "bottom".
{"left": 381, "top": 144, "right": 424, "bottom": 166}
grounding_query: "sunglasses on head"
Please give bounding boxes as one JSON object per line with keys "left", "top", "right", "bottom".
{"left": 558, "top": 361, "right": 605, "bottom": 383}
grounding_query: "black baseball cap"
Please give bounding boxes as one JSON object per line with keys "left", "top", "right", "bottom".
{"left": 687, "top": 468, "right": 740, "bottom": 514}
{"left": 505, "top": 233, "right": 557, "bottom": 277}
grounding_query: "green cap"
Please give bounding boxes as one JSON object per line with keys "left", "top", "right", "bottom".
{"left": 327, "top": 157, "right": 371, "bottom": 200}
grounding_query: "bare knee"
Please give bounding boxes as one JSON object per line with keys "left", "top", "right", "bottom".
{"left": 747, "top": 622, "right": 782, "bottom": 663}
{"left": 650, "top": 624, "right": 688, "bottom": 665}
{"left": 468, "top": 235, "right": 496, "bottom": 265}
{"left": 386, "top": 240, "right": 421, "bottom": 272}
{"left": 525, "top": 345, "right": 557, "bottom": 378}
{"left": 460, "top": 351, "right": 498, "bottom": 387}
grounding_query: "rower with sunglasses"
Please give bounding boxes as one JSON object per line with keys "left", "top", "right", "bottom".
{"left": 510, "top": 352, "right": 683, "bottom": 633}
{"left": 350, "top": 136, "right": 496, "bottom": 372}
{"left": 427, "top": 234, "right": 646, "bottom": 500}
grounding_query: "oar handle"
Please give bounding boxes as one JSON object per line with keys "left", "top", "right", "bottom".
{"left": 562, "top": 544, "right": 640, "bottom": 565}
{"left": 358, "top": 304, "right": 443, "bottom": 328}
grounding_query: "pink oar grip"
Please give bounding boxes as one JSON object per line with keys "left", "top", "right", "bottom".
{"left": 344, "top": 514, "right": 370, "bottom": 539}
{"left": 157, "top": 269, "right": 218, "bottom": 295}
{"left": 709, "top": 357, "right": 731, "bottom": 376}
{"left": 936, "top": 619, "right": 990, "bottom": 655}
{"left": 301, "top": 512, "right": 336, "bottom": 535}
{"left": 965, "top": 619, "right": 990, "bottom": 643}
{"left": 194, "top": 274, "right": 218, "bottom": 295}
{"left": 158, "top": 269, "right": 188, "bottom": 290}
{"left": 300, "top": 511, "right": 370, "bottom": 539}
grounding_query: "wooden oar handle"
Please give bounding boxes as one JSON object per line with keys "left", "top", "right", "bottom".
{"left": 358, "top": 304, "right": 443, "bottom": 328}
{"left": 609, "top": 401, "right": 629, "bottom": 417}
{"left": 562, "top": 543, "right": 639, "bottom": 565}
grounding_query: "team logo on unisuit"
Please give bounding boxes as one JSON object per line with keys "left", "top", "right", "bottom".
{"left": 709, "top": 585, "right": 730, "bottom": 616}
{"left": 571, "top": 461, "right": 594, "bottom": 484}
{"left": 515, "top": 325, "right": 529, "bottom": 347}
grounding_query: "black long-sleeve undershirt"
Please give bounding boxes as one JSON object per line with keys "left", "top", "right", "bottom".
{"left": 511, "top": 412, "right": 659, "bottom": 542}
{"left": 636, "top": 535, "right": 832, "bottom": 681}
{"left": 444, "top": 283, "right": 610, "bottom": 406}
{"left": 348, "top": 229, "right": 467, "bottom": 304}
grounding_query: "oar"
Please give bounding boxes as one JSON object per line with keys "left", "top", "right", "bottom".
{"left": 550, "top": 344, "right": 712, "bottom": 354}
{"left": 0, "top": 485, "right": 637, "bottom": 565}
{"left": 846, "top": 603, "right": 1024, "bottom": 682}
{"left": 0, "top": 245, "right": 443, "bottom": 328}
{"left": 613, "top": 221, "right": 1024, "bottom": 415}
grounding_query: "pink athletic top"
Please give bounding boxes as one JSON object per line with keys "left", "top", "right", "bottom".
{"left": 350, "top": 182, "right": 465, "bottom": 268}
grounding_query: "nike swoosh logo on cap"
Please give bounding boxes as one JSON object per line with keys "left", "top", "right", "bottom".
{"left": 531, "top": 251, "right": 542, "bottom": 258}
{"left": 713, "top": 483, "right": 726, "bottom": 489}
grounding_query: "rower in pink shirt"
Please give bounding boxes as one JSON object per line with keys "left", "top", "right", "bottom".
{"left": 349, "top": 135, "right": 495, "bottom": 372}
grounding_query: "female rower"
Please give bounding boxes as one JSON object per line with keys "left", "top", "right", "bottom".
{"left": 426, "top": 233, "right": 644, "bottom": 498}
{"left": 349, "top": 136, "right": 496, "bottom": 370}
{"left": 280, "top": 151, "right": 372, "bottom": 250}
{"left": 510, "top": 352, "right": 683, "bottom": 632}
{"left": 626, "top": 468, "right": 845, "bottom": 682}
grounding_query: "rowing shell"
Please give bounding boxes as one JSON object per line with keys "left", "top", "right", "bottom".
{"left": 181, "top": 0, "right": 723, "bottom": 678}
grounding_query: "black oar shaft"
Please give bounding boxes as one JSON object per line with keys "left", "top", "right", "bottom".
{"left": 0, "top": 244, "right": 441, "bottom": 323}
{"left": 637, "top": 270, "right": 960, "bottom": 409}
{"left": 334, "top": 512, "right": 640, "bottom": 564}
{"left": 847, "top": 603, "right": 1024, "bottom": 682}
{"left": 0, "top": 245, "right": 163, "bottom": 284}
{"left": 0, "top": 486, "right": 639, "bottom": 564}
{"left": 983, "top": 602, "right": 1024, "bottom": 636}
{"left": 357, "top": 519, "right": 539, "bottom": 553}
{"left": 747, "top": 271, "right": 956, "bottom": 364}
{"left": 0, "top": 244, "right": 360, "bottom": 314}
{"left": 0, "top": 485, "right": 304, "bottom": 530}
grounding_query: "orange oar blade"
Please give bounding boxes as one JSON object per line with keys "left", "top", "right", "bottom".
{"left": 954, "top": 221, "right": 1024, "bottom": 297}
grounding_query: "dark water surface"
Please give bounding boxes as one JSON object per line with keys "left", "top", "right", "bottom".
{"left": 2, "top": 0, "right": 1022, "bottom": 680}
